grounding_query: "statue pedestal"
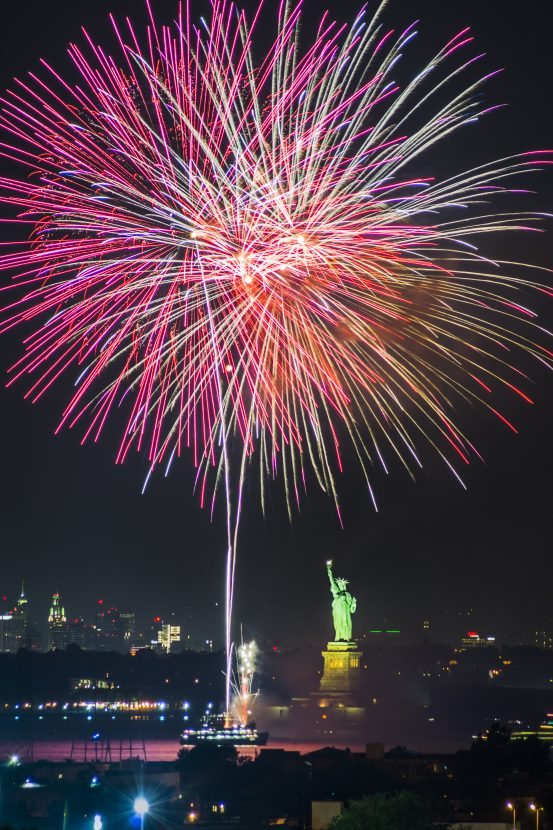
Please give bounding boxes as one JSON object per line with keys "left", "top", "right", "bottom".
{"left": 319, "top": 641, "right": 363, "bottom": 694}
{"left": 290, "top": 641, "right": 365, "bottom": 735}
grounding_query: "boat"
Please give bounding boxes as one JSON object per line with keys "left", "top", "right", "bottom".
{"left": 180, "top": 713, "right": 269, "bottom": 746}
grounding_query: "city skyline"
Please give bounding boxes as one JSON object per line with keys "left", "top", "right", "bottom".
{"left": 2, "top": 580, "right": 553, "bottom": 654}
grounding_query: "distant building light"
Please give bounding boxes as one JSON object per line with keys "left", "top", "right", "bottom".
{"left": 21, "top": 779, "right": 42, "bottom": 789}
{"left": 134, "top": 796, "right": 149, "bottom": 817}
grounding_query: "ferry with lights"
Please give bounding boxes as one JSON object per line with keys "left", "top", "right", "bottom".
{"left": 180, "top": 713, "right": 268, "bottom": 747}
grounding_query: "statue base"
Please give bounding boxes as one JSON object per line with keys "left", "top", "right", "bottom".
{"left": 318, "top": 641, "right": 363, "bottom": 694}
{"left": 288, "top": 641, "right": 366, "bottom": 734}
{"left": 278, "top": 642, "right": 366, "bottom": 737}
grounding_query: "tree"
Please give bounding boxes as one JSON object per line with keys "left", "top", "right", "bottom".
{"left": 178, "top": 744, "right": 242, "bottom": 796}
{"left": 465, "top": 722, "right": 513, "bottom": 777}
{"left": 328, "top": 792, "right": 449, "bottom": 830}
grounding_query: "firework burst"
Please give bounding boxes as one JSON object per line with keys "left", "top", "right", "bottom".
{"left": 0, "top": 0, "right": 551, "bottom": 712}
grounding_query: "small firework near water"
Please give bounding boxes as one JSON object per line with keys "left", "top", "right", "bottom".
{"left": 0, "top": 1, "right": 551, "bottom": 713}
{"left": 180, "top": 638, "right": 266, "bottom": 746}
{"left": 231, "top": 640, "right": 259, "bottom": 727}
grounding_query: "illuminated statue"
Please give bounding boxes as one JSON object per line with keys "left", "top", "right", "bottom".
{"left": 326, "top": 560, "right": 357, "bottom": 641}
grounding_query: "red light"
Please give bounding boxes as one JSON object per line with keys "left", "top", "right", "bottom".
{"left": 272, "top": 645, "right": 278, "bottom": 652}
{"left": 467, "top": 631, "right": 478, "bottom": 637}
{"left": 98, "top": 599, "right": 104, "bottom": 605}
{"left": 154, "top": 616, "right": 161, "bottom": 623}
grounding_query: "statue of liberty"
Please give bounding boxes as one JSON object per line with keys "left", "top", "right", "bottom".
{"left": 326, "top": 560, "right": 357, "bottom": 642}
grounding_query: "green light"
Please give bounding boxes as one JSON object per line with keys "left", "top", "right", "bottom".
{"left": 369, "top": 630, "right": 382, "bottom": 633}
{"left": 386, "top": 630, "right": 400, "bottom": 634}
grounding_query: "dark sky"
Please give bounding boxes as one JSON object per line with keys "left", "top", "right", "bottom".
{"left": 0, "top": 0, "right": 551, "bottom": 646}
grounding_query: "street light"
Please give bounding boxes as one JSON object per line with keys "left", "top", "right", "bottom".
{"left": 93, "top": 815, "right": 103, "bottom": 830}
{"left": 529, "top": 803, "right": 544, "bottom": 830}
{"left": 506, "top": 802, "right": 516, "bottom": 830}
{"left": 134, "top": 796, "right": 149, "bottom": 830}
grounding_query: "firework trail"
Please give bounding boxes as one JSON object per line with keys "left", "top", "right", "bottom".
{"left": 0, "top": 1, "right": 551, "bottom": 712}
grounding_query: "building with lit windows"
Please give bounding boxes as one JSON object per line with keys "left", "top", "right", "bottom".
{"left": 11, "top": 582, "right": 29, "bottom": 650}
{"left": 460, "top": 631, "right": 496, "bottom": 648}
{"left": 48, "top": 592, "right": 67, "bottom": 649}
{"left": 0, "top": 583, "right": 34, "bottom": 652}
{"left": 47, "top": 593, "right": 96, "bottom": 650}
{"left": 158, "top": 624, "right": 181, "bottom": 653}
{"left": 0, "top": 611, "right": 14, "bottom": 652}
{"left": 151, "top": 617, "right": 181, "bottom": 653}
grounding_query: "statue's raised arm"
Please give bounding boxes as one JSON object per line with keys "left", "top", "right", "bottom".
{"left": 326, "top": 560, "right": 338, "bottom": 597}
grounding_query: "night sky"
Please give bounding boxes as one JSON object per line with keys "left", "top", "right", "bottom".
{"left": 0, "top": 0, "right": 551, "bottom": 647}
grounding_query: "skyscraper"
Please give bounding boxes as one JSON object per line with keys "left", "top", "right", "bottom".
{"left": 11, "top": 581, "right": 29, "bottom": 649}
{"left": 48, "top": 593, "right": 97, "bottom": 650}
{"left": 0, "top": 596, "right": 13, "bottom": 653}
{"left": 48, "top": 592, "right": 67, "bottom": 650}
{"left": 0, "top": 584, "right": 33, "bottom": 652}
